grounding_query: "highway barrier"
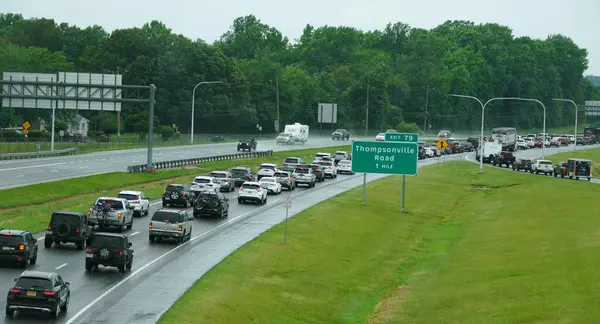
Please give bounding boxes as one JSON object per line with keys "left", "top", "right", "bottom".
{"left": 126, "top": 150, "right": 274, "bottom": 173}
{"left": 0, "top": 147, "right": 80, "bottom": 160}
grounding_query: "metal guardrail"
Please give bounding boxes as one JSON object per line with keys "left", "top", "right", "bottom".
{"left": 0, "top": 147, "right": 80, "bottom": 160}
{"left": 126, "top": 150, "right": 274, "bottom": 173}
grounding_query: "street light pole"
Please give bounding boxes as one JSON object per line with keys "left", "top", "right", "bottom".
{"left": 552, "top": 98, "right": 578, "bottom": 150}
{"left": 365, "top": 84, "right": 370, "bottom": 137}
{"left": 449, "top": 94, "right": 547, "bottom": 172}
{"left": 190, "top": 81, "right": 223, "bottom": 143}
{"left": 276, "top": 77, "right": 280, "bottom": 133}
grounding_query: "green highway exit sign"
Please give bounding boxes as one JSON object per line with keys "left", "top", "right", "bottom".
{"left": 384, "top": 132, "right": 419, "bottom": 143}
{"left": 351, "top": 140, "right": 418, "bottom": 175}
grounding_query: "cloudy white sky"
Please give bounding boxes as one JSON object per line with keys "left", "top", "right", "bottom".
{"left": 4, "top": 0, "right": 599, "bottom": 75}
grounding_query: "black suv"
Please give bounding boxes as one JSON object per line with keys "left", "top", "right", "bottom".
{"left": 0, "top": 229, "right": 38, "bottom": 268}
{"left": 237, "top": 138, "right": 257, "bottom": 151}
{"left": 193, "top": 190, "right": 230, "bottom": 218}
{"left": 306, "top": 164, "right": 326, "bottom": 182}
{"left": 512, "top": 158, "right": 532, "bottom": 172}
{"left": 493, "top": 151, "right": 515, "bottom": 168}
{"left": 85, "top": 232, "right": 133, "bottom": 273}
{"left": 231, "top": 166, "right": 255, "bottom": 187}
{"left": 5, "top": 271, "right": 70, "bottom": 318}
{"left": 553, "top": 161, "right": 568, "bottom": 178}
{"left": 44, "top": 211, "right": 91, "bottom": 250}
{"left": 162, "top": 184, "right": 195, "bottom": 207}
{"left": 331, "top": 129, "right": 350, "bottom": 140}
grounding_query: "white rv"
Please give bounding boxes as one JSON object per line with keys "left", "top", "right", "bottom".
{"left": 279, "top": 123, "right": 309, "bottom": 144}
{"left": 477, "top": 141, "right": 502, "bottom": 164}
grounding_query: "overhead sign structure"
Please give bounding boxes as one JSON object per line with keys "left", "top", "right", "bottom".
{"left": 317, "top": 103, "right": 338, "bottom": 123}
{"left": 585, "top": 101, "right": 600, "bottom": 117}
{"left": 351, "top": 140, "right": 418, "bottom": 176}
{"left": 435, "top": 138, "right": 448, "bottom": 151}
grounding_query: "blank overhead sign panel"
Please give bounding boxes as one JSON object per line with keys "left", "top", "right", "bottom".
{"left": 317, "top": 103, "right": 338, "bottom": 123}
{"left": 58, "top": 72, "right": 122, "bottom": 111}
{"left": 2, "top": 72, "right": 58, "bottom": 109}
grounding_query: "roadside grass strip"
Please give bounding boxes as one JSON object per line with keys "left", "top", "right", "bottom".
{"left": 158, "top": 161, "right": 600, "bottom": 324}
{"left": 0, "top": 145, "right": 350, "bottom": 233}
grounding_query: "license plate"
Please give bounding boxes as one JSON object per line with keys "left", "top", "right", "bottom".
{"left": 2, "top": 246, "right": 11, "bottom": 250}
{"left": 165, "top": 197, "right": 170, "bottom": 200}
{"left": 85, "top": 253, "right": 93, "bottom": 257}
{"left": 26, "top": 291, "right": 36, "bottom": 297}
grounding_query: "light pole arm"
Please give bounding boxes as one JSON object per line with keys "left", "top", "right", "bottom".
{"left": 190, "top": 81, "right": 223, "bottom": 143}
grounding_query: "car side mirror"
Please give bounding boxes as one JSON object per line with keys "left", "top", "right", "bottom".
{"left": 65, "top": 282, "right": 70, "bottom": 286}
{"left": 13, "top": 278, "right": 17, "bottom": 282}
{"left": 128, "top": 242, "right": 132, "bottom": 248}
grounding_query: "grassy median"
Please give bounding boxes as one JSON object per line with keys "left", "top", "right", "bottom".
{"left": 0, "top": 145, "right": 350, "bottom": 233}
{"left": 158, "top": 161, "right": 600, "bottom": 324}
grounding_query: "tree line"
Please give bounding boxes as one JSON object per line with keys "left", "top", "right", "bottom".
{"left": 0, "top": 12, "right": 599, "bottom": 138}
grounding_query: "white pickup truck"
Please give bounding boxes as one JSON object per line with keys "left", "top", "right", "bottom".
{"left": 531, "top": 160, "right": 553, "bottom": 175}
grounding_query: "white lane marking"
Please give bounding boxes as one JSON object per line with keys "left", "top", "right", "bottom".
{"left": 50, "top": 170, "right": 58, "bottom": 173}
{"left": 130, "top": 231, "right": 140, "bottom": 236}
{"left": 66, "top": 190, "right": 312, "bottom": 324}
{"left": 0, "top": 162, "right": 67, "bottom": 172}
{"left": 37, "top": 237, "right": 44, "bottom": 241}
{"left": 55, "top": 263, "right": 68, "bottom": 270}
{"left": 15, "top": 174, "right": 24, "bottom": 178}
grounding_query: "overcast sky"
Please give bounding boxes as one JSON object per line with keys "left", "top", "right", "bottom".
{"left": 4, "top": 0, "right": 599, "bottom": 75}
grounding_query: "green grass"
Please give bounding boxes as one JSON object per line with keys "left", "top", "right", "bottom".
{"left": 158, "top": 161, "right": 600, "bottom": 324}
{"left": 0, "top": 145, "right": 350, "bottom": 234}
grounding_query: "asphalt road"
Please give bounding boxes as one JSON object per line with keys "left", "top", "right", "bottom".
{"left": 0, "top": 147, "right": 461, "bottom": 324}
{"left": 0, "top": 136, "right": 441, "bottom": 190}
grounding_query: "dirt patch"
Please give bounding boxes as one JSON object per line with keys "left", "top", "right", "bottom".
{"left": 367, "top": 284, "right": 412, "bottom": 324}
{"left": 467, "top": 183, "right": 520, "bottom": 190}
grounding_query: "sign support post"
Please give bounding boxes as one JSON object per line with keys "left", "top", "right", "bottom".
{"left": 353, "top": 133, "right": 419, "bottom": 213}
{"left": 283, "top": 196, "right": 292, "bottom": 243}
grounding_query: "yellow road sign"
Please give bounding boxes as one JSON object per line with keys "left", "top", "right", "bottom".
{"left": 435, "top": 138, "right": 448, "bottom": 151}
{"left": 22, "top": 121, "right": 31, "bottom": 129}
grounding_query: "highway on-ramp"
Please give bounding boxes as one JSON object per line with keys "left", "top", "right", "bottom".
{"left": 0, "top": 147, "right": 459, "bottom": 324}
{"left": 0, "top": 136, "right": 442, "bottom": 190}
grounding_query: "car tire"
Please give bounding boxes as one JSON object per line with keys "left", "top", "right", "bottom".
{"left": 60, "top": 293, "right": 69, "bottom": 312}
{"left": 238, "top": 199, "right": 243, "bottom": 204}
{"left": 85, "top": 261, "right": 93, "bottom": 271}
{"left": 149, "top": 235, "right": 154, "bottom": 243}
{"left": 118, "top": 265, "right": 125, "bottom": 274}
{"left": 44, "top": 238, "right": 52, "bottom": 248}
{"left": 263, "top": 197, "right": 267, "bottom": 204}
{"left": 76, "top": 240, "right": 84, "bottom": 250}
{"left": 86, "top": 237, "right": 91, "bottom": 246}
{"left": 30, "top": 255, "right": 37, "bottom": 265}
{"left": 162, "top": 202, "right": 167, "bottom": 207}
{"left": 6, "top": 305, "right": 14, "bottom": 317}
{"left": 127, "top": 219, "right": 133, "bottom": 230}
{"left": 553, "top": 173, "right": 557, "bottom": 177}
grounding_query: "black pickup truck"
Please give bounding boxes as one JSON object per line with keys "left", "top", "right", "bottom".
{"left": 553, "top": 161, "right": 568, "bottom": 178}
{"left": 512, "top": 158, "right": 532, "bottom": 172}
{"left": 493, "top": 151, "right": 516, "bottom": 168}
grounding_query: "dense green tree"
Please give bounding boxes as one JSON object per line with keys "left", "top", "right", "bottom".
{"left": 0, "top": 14, "right": 598, "bottom": 135}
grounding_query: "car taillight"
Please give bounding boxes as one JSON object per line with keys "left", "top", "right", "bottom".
{"left": 239, "top": 188, "right": 244, "bottom": 191}
{"left": 87, "top": 248, "right": 92, "bottom": 253}
{"left": 182, "top": 192, "right": 187, "bottom": 196}
{"left": 117, "top": 213, "right": 122, "bottom": 219}
{"left": 283, "top": 164, "right": 288, "bottom": 166}
{"left": 47, "top": 226, "right": 52, "bottom": 230}
{"left": 256, "top": 188, "right": 262, "bottom": 192}
{"left": 223, "top": 179, "right": 228, "bottom": 182}
{"left": 162, "top": 190, "right": 166, "bottom": 194}
{"left": 316, "top": 168, "right": 321, "bottom": 172}
{"left": 118, "top": 250, "right": 123, "bottom": 256}
{"left": 288, "top": 177, "right": 292, "bottom": 181}
{"left": 9, "top": 288, "right": 21, "bottom": 294}
{"left": 43, "top": 291, "right": 56, "bottom": 297}
{"left": 75, "top": 228, "right": 80, "bottom": 233}
{"left": 18, "top": 244, "right": 24, "bottom": 251}
{"left": 149, "top": 222, "right": 153, "bottom": 229}
{"left": 87, "top": 210, "right": 91, "bottom": 216}
{"left": 178, "top": 225, "right": 182, "bottom": 232}
{"left": 133, "top": 200, "right": 140, "bottom": 204}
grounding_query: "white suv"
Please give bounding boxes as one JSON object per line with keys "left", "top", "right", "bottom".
{"left": 317, "top": 160, "right": 337, "bottom": 178}
{"left": 257, "top": 163, "right": 278, "bottom": 181}
{"left": 294, "top": 165, "right": 316, "bottom": 187}
{"left": 237, "top": 182, "right": 268, "bottom": 204}
{"left": 117, "top": 190, "right": 150, "bottom": 216}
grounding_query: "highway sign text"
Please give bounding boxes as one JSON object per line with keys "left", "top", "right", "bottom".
{"left": 384, "top": 132, "right": 419, "bottom": 143}
{"left": 351, "top": 141, "right": 418, "bottom": 175}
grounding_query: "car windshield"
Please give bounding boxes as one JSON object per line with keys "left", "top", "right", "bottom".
{"left": 279, "top": 133, "right": 291, "bottom": 137}
{"left": 117, "top": 193, "right": 139, "bottom": 200}
{"left": 97, "top": 199, "right": 124, "bottom": 210}
{"left": 240, "top": 139, "right": 251, "bottom": 142}
{"left": 318, "top": 161, "right": 333, "bottom": 166}
{"left": 210, "top": 172, "right": 227, "bottom": 178}
{"left": 282, "top": 166, "right": 295, "bottom": 172}
{"left": 15, "top": 277, "right": 52, "bottom": 290}
{"left": 273, "top": 172, "right": 288, "bottom": 178}
{"left": 198, "top": 193, "right": 219, "bottom": 200}
{"left": 152, "top": 211, "right": 183, "bottom": 223}
{"left": 296, "top": 168, "right": 310, "bottom": 174}
{"left": 260, "top": 165, "right": 275, "bottom": 170}
{"left": 166, "top": 185, "right": 183, "bottom": 192}
{"left": 539, "top": 161, "right": 552, "bottom": 165}
{"left": 0, "top": 235, "right": 22, "bottom": 245}
{"left": 90, "top": 235, "right": 123, "bottom": 249}
{"left": 261, "top": 178, "right": 276, "bottom": 183}
{"left": 335, "top": 129, "right": 345, "bottom": 132}
{"left": 193, "top": 178, "right": 211, "bottom": 184}
{"left": 335, "top": 151, "right": 346, "bottom": 155}
{"left": 339, "top": 161, "right": 351, "bottom": 165}
{"left": 284, "top": 158, "right": 299, "bottom": 163}
{"left": 232, "top": 169, "right": 248, "bottom": 176}
{"left": 575, "top": 161, "right": 591, "bottom": 167}
{"left": 241, "top": 184, "right": 260, "bottom": 190}
{"left": 51, "top": 213, "right": 80, "bottom": 225}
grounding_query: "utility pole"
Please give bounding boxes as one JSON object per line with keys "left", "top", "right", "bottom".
{"left": 365, "top": 84, "right": 370, "bottom": 137}
{"left": 276, "top": 77, "right": 280, "bottom": 132}
{"left": 424, "top": 85, "right": 429, "bottom": 134}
